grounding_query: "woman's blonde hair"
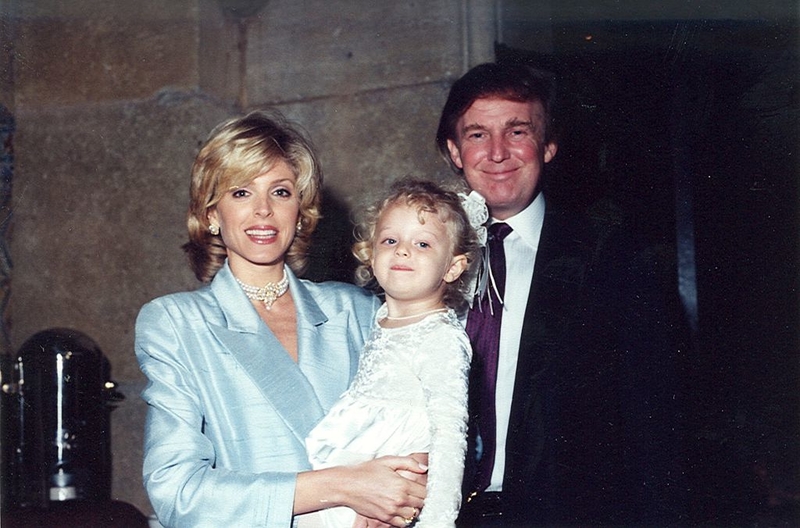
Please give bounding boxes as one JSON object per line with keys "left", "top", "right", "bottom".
{"left": 183, "top": 110, "right": 322, "bottom": 282}
{"left": 352, "top": 177, "right": 479, "bottom": 313}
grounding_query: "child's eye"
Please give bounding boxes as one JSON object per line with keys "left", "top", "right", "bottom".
{"left": 417, "top": 241, "right": 431, "bottom": 249}
{"left": 382, "top": 238, "right": 397, "bottom": 246}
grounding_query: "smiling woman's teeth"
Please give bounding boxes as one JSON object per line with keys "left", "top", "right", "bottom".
{"left": 246, "top": 229, "right": 276, "bottom": 236}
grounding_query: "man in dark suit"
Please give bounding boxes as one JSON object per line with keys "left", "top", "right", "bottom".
{"left": 437, "top": 62, "right": 686, "bottom": 526}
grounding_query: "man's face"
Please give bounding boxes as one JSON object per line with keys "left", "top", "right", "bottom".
{"left": 447, "top": 97, "right": 557, "bottom": 220}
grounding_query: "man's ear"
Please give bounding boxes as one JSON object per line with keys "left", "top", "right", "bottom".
{"left": 444, "top": 254, "right": 468, "bottom": 283}
{"left": 446, "top": 139, "right": 464, "bottom": 170}
{"left": 544, "top": 141, "right": 558, "bottom": 164}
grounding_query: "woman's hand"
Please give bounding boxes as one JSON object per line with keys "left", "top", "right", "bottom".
{"left": 396, "top": 452, "right": 428, "bottom": 484}
{"left": 352, "top": 513, "right": 390, "bottom": 528}
{"left": 295, "top": 455, "right": 426, "bottom": 527}
{"left": 341, "top": 455, "right": 426, "bottom": 527}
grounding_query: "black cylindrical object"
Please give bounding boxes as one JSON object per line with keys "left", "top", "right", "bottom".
{"left": 2, "top": 328, "right": 123, "bottom": 509}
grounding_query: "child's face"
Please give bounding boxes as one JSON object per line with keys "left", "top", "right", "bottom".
{"left": 371, "top": 202, "right": 467, "bottom": 306}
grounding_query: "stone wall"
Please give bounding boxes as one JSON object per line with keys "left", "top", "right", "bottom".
{"left": 2, "top": 0, "right": 496, "bottom": 516}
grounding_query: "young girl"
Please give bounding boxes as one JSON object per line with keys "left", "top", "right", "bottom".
{"left": 303, "top": 177, "right": 486, "bottom": 528}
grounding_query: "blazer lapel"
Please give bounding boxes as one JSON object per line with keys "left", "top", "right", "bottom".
{"left": 208, "top": 264, "right": 326, "bottom": 443}
{"left": 290, "top": 273, "right": 358, "bottom": 412}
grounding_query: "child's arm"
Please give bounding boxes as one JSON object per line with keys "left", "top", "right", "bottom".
{"left": 413, "top": 325, "right": 472, "bottom": 526}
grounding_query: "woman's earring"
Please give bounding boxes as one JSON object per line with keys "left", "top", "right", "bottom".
{"left": 209, "top": 224, "right": 220, "bottom": 236}
{"left": 296, "top": 219, "right": 302, "bottom": 232}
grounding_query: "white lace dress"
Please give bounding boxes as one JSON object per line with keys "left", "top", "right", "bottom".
{"left": 302, "top": 304, "right": 471, "bottom": 528}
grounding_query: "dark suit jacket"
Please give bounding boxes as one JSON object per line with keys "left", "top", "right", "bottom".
{"left": 461, "top": 203, "right": 687, "bottom": 527}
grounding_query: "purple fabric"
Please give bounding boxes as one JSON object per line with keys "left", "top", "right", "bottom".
{"left": 465, "top": 222, "right": 512, "bottom": 491}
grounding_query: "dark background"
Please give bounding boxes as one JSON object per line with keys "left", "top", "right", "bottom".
{"left": 500, "top": 14, "right": 798, "bottom": 526}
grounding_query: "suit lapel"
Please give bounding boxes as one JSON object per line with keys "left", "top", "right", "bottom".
{"left": 208, "top": 264, "right": 326, "bottom": 443}
{"left": 508, "top": 208, "right": 593, "bottom": 457}
{"left": 516, "top": 208, "right": 590, "bottom": 382}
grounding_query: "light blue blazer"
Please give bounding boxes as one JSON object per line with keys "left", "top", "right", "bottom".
{"left": 135, "top": 262, "right": 379, "bottom": 528}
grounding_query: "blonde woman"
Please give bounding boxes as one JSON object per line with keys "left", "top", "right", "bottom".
{"left": 136, "top": 110, "right": 426, "bottom": 528}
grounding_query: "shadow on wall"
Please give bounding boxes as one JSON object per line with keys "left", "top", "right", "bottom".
{"left": 306, "top": 189, "right": 361, "bottom": 284}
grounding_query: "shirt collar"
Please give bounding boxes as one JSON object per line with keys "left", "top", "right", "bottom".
{"left": 492, "top": 192, "right": 546, "bottom": 250}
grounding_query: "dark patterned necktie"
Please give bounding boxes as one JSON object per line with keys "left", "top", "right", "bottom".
{"left": 465, "top": 222, "right": 512, "bottom": 491}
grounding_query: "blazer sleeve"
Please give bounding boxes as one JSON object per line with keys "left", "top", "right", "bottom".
{"left": 136, "top": 300, "right": 296, "bottom": 528}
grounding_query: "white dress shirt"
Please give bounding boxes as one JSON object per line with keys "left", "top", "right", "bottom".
{"left": 486, "top": 193, "right": 545, "bottom": 491}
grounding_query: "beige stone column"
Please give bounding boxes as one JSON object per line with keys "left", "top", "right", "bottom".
{"left": 462, "top": 0, "right": 498, "bottom": 72}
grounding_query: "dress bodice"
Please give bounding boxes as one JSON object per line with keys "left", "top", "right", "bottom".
{"left": 305, "top": 305, "right": 471, "bottom": 527}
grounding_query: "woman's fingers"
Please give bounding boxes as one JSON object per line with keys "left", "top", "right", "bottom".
{"left": 376, "top": 455, "right": 428, "bottom": 494}
{"left": 353, "top": 513, "right": 390, "bottom": 528}
{"left": 389, "top": 505, "right": 421, "bottom": 528}
{"left": 338, "top": 456, "right": 425, "bottom": 522}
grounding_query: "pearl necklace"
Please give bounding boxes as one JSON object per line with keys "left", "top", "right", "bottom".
{"left": 384, "top": 307, "right": 448, "bottom": 321}
{"left": 235, "top": 271, "right": 289, "bottom": 310}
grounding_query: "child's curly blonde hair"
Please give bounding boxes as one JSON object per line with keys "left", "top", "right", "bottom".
{"left": 352, "top": 177, "right": 480, "bottom": 313}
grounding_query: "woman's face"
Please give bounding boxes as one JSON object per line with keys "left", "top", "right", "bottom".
{"left": 207, "top": 160, "right": 300, "bottom": 281}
